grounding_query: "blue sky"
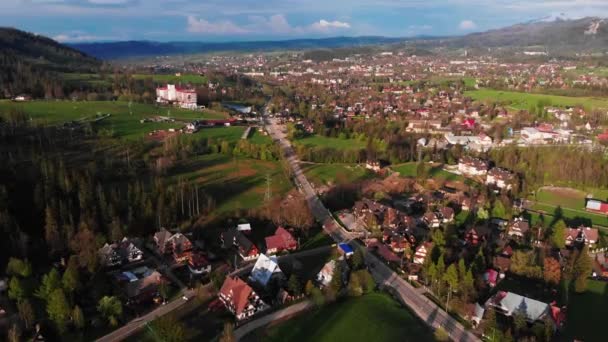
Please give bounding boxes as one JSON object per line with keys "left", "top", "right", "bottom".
{"left": 1, "top": 0, "right": 608, "bottom": 42}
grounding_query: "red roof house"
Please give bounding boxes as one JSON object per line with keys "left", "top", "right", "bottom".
{"left": 265, "top": 227, "right": 298, "bottom": 254}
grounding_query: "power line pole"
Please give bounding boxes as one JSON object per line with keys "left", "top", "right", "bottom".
{"left": 264, "top": 173, "right": 272, "bottom": 202}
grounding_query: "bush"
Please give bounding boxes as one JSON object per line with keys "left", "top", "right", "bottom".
{"left": 434, "top": 327, "right": 449, "bottom": 341}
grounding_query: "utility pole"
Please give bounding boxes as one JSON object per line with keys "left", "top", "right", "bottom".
{"left": 264, "top": 173, "right": 272, "bottom": 202}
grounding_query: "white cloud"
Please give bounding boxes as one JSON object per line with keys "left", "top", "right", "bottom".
{"left": 311, "top": 19, "right": 351, "bottom": 31}
{"left": 187, "top": 16, "right": 249, "bottom": 34}
{"left": 52, "top": 31, "right": 122, "bottom": 42}
{"left": 187, "top": 14, "right": 351, "bottom": 36}
{"left": 459, "top": 19, "right": 477, "bottom": 30}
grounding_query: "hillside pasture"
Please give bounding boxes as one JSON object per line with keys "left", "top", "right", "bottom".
{"left": 167, "top": 154, "right": 292, "bottom": 215}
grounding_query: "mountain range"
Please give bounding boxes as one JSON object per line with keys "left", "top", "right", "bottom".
{"left": 65, "top": 17, "right": 607, "bottom": 59}
{"left": 1, "top": 16, "right": 607, "bottom": 63}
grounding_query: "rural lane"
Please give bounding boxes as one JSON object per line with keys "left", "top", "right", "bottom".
{"left": 265, "top": 116, "right": 480, "bottom": 342}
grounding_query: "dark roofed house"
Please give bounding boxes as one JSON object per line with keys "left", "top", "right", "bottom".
{"left": 221, "top": 227, "right": 259, "bottom": 261}
{"left": 439, "top": 207, "right": 455, "bottom": 223}
{"left": 493, "top": 256, "right": 512, "bottom": 272}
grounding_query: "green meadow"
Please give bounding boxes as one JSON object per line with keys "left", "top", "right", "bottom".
{"left": 466, "top": 89, "right": 608, "bottom": 111}
{"left": 0, "top": 100, "right": 227, "bottom": 140}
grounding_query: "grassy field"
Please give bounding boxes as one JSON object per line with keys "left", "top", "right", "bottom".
{"left": 179, "top": 126, "right": 247, "bottom": 145}
{"left": 563, "top": 280, "right": 608, "bottom": 342}
{"left": 168, "top": 154, "right": 292, "bottom": 214}
{"left": 301, "top": 163, "right": 375, "bottom": 186}
{"left": 295, "top": 135, "right": 385, "bottom": 151}
{"left": 255, "top": 292, "right": 433, "bottom": 342}
{"left": 248, "top": 129, "right": 273, "bottom": 145}
{"left": 529, "top": 187, "right": 608, "bottom": 227}
{"left": 392, "top": 162, "right": 466, "bottom": 182}
{"left": 133, "top": 74, "right": 208, "bottom": 84}
{"left": 0, "top": 100, "right": 227, "bottom": 140}
{"left": 60, "top": 73, "right": 208, "bottom": 85}
{"left": 466, "top": 89, "right": 608, "bottom": 111}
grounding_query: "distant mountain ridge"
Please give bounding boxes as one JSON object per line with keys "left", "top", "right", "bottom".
{"left": 0, "top": 27, "right": 100, "bottom": 72}
{"left": 68, "top": 36, "right": 412, "bottom": 60}
{"left": 443, "top": 16, "right": 608, "bottom": 50}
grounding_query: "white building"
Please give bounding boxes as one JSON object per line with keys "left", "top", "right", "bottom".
{"left": 156, "top": 84, "right": 197, "bottom": 110}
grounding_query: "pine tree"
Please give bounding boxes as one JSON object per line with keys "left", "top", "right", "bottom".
{"left": 47, "top": 288, "right": 70, "bottom": 333}
{"left": 17, "top": 299, "right": 35, "bottom": 330}
{"left": 36, "top": 268, "right": 62, "bottom": 302}
{"left": 62, "top": 257, "right": 80, "bottom": 296}
{"left": 73, "top": 305, "right": 85, "bottom": 330}
{"left": 573, "top": 245, "right": 592, "bottom": 293}
{"left": 97, "top": 296, "right": 123, "bottom": 327}
{"left": 44, "top": 205, "right": 62, "bottom": 254}
{"left": 551, "top": 219, "right": 566, "bottom": 249}
{"left": 8, "top": 276, "right": 25, "bottom": 302}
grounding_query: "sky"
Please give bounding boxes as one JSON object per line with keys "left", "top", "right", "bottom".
{"left": 1, "top": 0, "right": 608, "bottom": 42}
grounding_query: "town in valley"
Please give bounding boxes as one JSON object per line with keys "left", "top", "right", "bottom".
{"left": 2, "top": 3, "right": 608, "bottom": 342}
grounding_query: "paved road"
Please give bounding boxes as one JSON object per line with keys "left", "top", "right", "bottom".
{"left": 95, "top": 289, "right": 195, "bottom": 342}
{"left": 234, "top": 300, "right": 313, "bottom": 340}
{"left": 265, "top": 116, "right": 480, "bottom": 342}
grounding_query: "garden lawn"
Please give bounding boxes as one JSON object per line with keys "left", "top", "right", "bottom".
{"left": 168, "top": 154, "right": 292, "bottom": 214}
{"left": 0, "top": 100, "right": 227, "bottom": 140}
{"left": 466, "top": 89, "right": 608, "bottom": 111}
{"left": 260, "top": 292, "right": 433, "bottom": 342}
{"left": 301, "top": 163, "right": 375, "bottom": 186}
{"left": 563, "top": 280, "right": 608, "bottom": 342}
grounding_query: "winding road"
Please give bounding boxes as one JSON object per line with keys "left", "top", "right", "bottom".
{"left": 264, "top": 115, "right": 480, "bottom": 342}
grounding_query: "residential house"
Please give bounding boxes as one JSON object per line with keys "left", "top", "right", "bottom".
{"left": 413, "top": 242, "right": 433, "bottom": 264}
{"left": 221, "top": 228, "right": 260, "bottom": 261}
{"left": 98, "top": 238, "right": 144, "bottom": 268}
{"left": 458, "top": 157, "right": 489, "bottom": 176}
{"left": 249, "top": 254, "right": 283, "bottom": 287}
{"left": 485, "top": 291, "right": 551, "bottom": 323}
{"left": 507, "top": 217, "right": 530, "bottom": 239}
{"left": 493, "top": 256, "right": 512, "bottom": 272}
{"left": 465, "top": 226, "right": 491, "bottom": 246}
{"left": 154, "top": 228, "right": 173, "bottom": 254}
{"left": 114, "top": 266, "right": 163, "bottom": 302}
{"left": 486, "top": 168, "right": 515, "bottom": 190}
{"left": 439, "top": 207, "right": 455, "bottom": 223}
{"left": 265, "top": 227, "right": 297, "bottom": 254}
{"left": 316, "top": 260, "right": 336, "bottom": 288}
{"left": 219, "top": 276, "right": 268, "bottom": 321}
{"left": 565, "top": 226, "right": 599, "bottom": 246}
{"left": 188, "top": 253, "right": 211, "bottom": 275}
{"left": 423, "top": 212, "right": 440, "bottom": 228}
{"left": 167, "top": 233, "right": 193, "bottom": 263}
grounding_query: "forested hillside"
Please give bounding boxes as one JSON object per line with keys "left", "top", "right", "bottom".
{"left": 0, "top": 27, "right": 101, "bottom": 97}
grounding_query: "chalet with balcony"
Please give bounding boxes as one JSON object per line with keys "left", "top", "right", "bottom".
{"left": 219, "top": 276, "right": 268, "bottom": 321}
